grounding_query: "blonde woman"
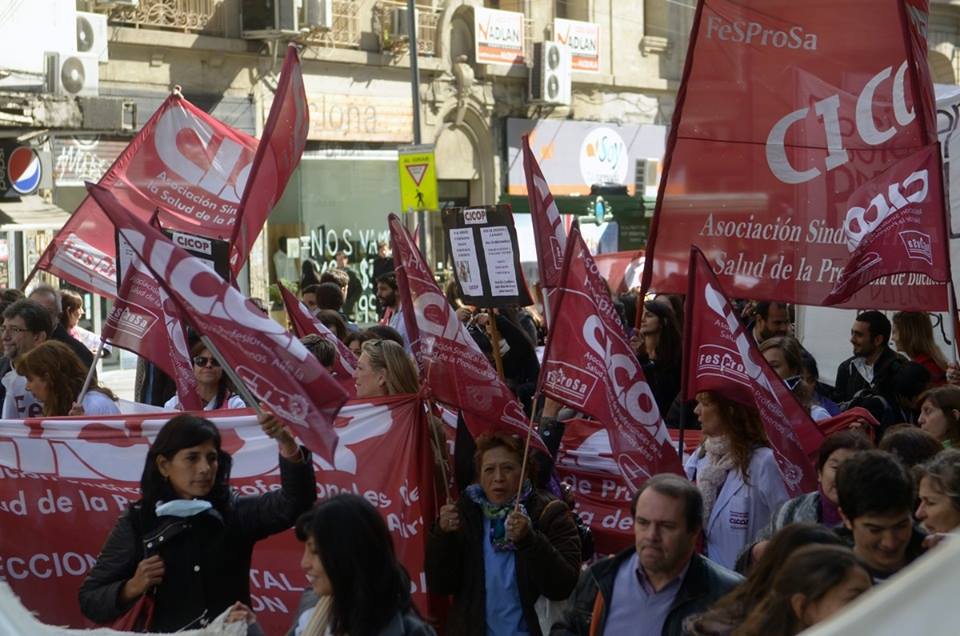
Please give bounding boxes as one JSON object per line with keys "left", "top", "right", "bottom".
{"left": 354, "top": 339, "right": 420, "bottom": 398}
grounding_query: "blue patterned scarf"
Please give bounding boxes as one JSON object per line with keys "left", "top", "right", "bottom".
{"left": 465, "top": 480, "right": 533, "bottom": 552}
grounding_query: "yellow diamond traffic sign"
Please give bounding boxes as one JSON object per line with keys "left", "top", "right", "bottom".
{"left": 398, "top": 145, "right": 438, "bottom": 212}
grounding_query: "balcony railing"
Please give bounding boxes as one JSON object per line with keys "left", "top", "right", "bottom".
{"left": 300, "top": 1, "right": 363, "bottom": 50}
{"left": 109, "top": 0, "right": 228, "bottom": 37}
{"left": 374, "top": 1, "right": 442, "bottom": 56}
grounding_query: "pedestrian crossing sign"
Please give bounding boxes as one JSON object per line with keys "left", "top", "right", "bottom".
{"left": 398, "top": 145, "right": 438, "bottom": 212}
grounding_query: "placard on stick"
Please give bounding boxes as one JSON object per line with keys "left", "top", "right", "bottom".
{"left": 442, "top": 205, "right": 532, "bottom": 308}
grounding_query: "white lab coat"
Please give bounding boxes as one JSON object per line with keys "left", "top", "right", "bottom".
{"left": 685, "top": 446, "right": 790, "bottom": 570}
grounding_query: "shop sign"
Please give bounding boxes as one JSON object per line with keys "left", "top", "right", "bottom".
{"left": 554, "top": 18, "right": 600, "bottom": 72}
{"left": 475, "top": 7, "right": 525, "bottom": 65}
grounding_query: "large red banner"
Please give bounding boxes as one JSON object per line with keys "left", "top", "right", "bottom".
{"left": 642, "top": 0, "right": 947, "bottom": 310}
{"left": 684, "top": 246, "right": 822, "bottom": 497}
{"left": 277, "top": 281, "right": 357, "bottom": 398}
{"left": 90, "top": 184, "right": 348, "bottom": 462}
{"left": 229, "top": 46, "right": 308, "bottom": 273}
{"left": 388, "top": 214, "right": 547, "bottom": 453}
{"left": 541, "top": 225, "right": 682, "bottom": 490}
{"left": 33, "top": 95, "right": 259, "bottom": 298}
{"left": 0, "top": 398, "right": 435, "bottom": 635}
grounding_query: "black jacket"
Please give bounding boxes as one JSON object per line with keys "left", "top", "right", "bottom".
{"left": 79, "top": 450, "right": 316, "bottom": 632}
{"left": 52, "top": 323, "right": 95, "bottom": 370}
{"left": 834, "top": 347, "right": 905, "bottom": 406}
{"left": 550, "top": 549, "right": 743, "bottom": 636}
{"left": 425, "top": 490, "right": 581, "bottom": 636}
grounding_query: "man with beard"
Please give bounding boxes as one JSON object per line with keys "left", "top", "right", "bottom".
{"left": 749, "top": 300, "right": 791, "bottom": 345}
{"left": 376, "top": 273, "right": 409, "bottom": 350}
{"left": 551, "top": 475, "right": 742, "bottom": 636}
{"left": 834, "top": 311, "right": 906, "bottom": 408}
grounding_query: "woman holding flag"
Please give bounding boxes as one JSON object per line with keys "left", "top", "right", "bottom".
{"left": 164, "top": 341, "right": 247, "bottom": 411}
{"left": 685, "top": 391, "right": 789, "bottom": 570}
{"left": 16, "top": 340, "right": 120, "bottom": 416}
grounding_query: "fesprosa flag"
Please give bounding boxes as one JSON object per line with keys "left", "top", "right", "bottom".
{"left": 642, "top": 0, "right": 947, "bottom": 310}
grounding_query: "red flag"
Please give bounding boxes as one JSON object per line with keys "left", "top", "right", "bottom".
{"left": 277, "top": 281, "right": 357, "bottom": 397}
{"left": 540, "top": 225, "right": 682, "bottom": 489}
{"left": 642, "top": 0, "right": 947, "bottom": 310}
{"left": 387, "top": 214, "right": 547, "bottom": 453}
{"left": 522, "top": 134, "right": 567, "bottom": 289}
{"left": 88, "top": 183, "right": 348, "bottom": 461}
{"left": 684, "top": 246, "right": 822, "bottom": 496}
{"left": 32, "top": 94, "right": 258, "bottom": 297}
{"left": 102, "top": 229, "right": 203, "bottom": 410}
{"left": 228, "top": 46, "right": 308, "bottom": 273}
{"left": 823, "top": 145, "right": 949, "bottom": 305}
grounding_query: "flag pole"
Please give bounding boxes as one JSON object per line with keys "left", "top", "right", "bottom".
{"left": 514, "top": 391, "right": 540, "bottom": 513}
{"left": 75, "top": 336, "right": 108, "bottom": 407}
{"left": 678, "top": 245, "right": 698, "bottom": 459}
{"left": 426, "top": 400, "right": 452, "bottom": 504}
{"left": 488, "top": 309, "right": 505, "bottom": 379}
{"left": 197, "top": 334, "right": 265, "bottom": 417}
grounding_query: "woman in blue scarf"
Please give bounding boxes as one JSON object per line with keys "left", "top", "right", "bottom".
{"left": 425, "top": 432, "right": 581, "bottom": 636}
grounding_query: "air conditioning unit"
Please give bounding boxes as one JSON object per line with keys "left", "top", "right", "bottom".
{"left": 77, "top": 12, "right": 109, "bottom": 62}
{"left": 241, "top": 0, "right": 299, "bottom": 39}
{"left": 635, "top": 159, "right": 660, "bottom": 193}
{"left": 46, "top": 52, "right": 99, "bottom": 97}
{"left": 303, "top": 0, "right": 333, "bottom": 30}
{"left": 387, "top": 6, "right": 419, "bottom": 40}
{"left": 530, "top": 42, "right": 571, "bottom": 106}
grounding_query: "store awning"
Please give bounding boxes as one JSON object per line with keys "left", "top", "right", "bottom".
{"left": 0, "top": 196, "right": 71, "bottom": 231}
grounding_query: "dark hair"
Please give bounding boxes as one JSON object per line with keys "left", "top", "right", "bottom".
{"left": 855, "top": 310, "right": 892, "bottom": 346}
{"left": 629, "top": 473, "right": 703, "bottom": 532}
{"left": 473, "top": 432, "right": 536, "bottom": 485}
{"left": 15, "top": 340, "right": 116, "bottom": 416}
{"left": 301, "top": 283, "right": 323, "bottom": 300}
{"left": 316, "top": 282, "right": 345, "bottom": 311}
{"left": 309, "top": 494, "right": 415, "bottom": 636}
{"left": 915, "top": 448, "right": 960, "bottom": 512}
{"left": 0, "top": 288, "right": 25, "bottom": 316}
{"left": 60, "top": 289, "right": 83, "bottom": 323}
{"left": 893, "top": 362, "right": 932, "bottom": 406}
{"left": 364, "top": 325, "right": 404, "bottom": 347}
{"left": 917, "top": 385, "right": 960, "bottom": 445}
{"left": 816, "top": 430, "right": 874, "bottom": 473}
{"left": 344, "top": 330, "right": 373, "bottom": 351}
{"left": 376, "top": 272, "right": 398, "bottom": 291}
{"left": 316, "top": 310, "right": 348, "bottom": 341}
{"left": 755, "top": 300, "right": 789, "bottom": 322}
{"left": 686, "top": 523, "right": 844, "bottom": 633}
{"left": 836, "top": 450, "right": 914, "bottom": 521}
{"left": 879, "top": 425, "right": 943, "bottom": 469}
{"left": 190, "top": 341, "right": 237, "bottom": 408}
{"left": 302, "top": 335, "right": 336, "bottom": 368}
{"left": 320, "top": 268, "right": 349, "bottom": 289}
{"left": 3, "top": 299, "right": 54, "bottom": 337}
{"left": 140, "top": 415, "right": 232, "bottom": 512}
{"left": 735, "top": 545, "right": 869, "bottom": 636}
{"left": 642, "top": 301, "right": 682, "bottom": 368}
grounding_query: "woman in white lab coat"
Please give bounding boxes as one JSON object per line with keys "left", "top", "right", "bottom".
{"left": 685, "top": 391, "right": 789, "bottom": 570}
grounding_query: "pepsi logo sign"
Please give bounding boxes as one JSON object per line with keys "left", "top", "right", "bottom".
{"left": 7, "top": 147, "right": 42, "bottom": 195}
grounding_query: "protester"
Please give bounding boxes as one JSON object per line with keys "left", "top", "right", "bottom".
{"left": 301, "top": 335, "right": 337, "bottom": 372}
{"left": 915, "top": 449, "right": 960, "bottom": 537}
{"left": 60, "top": 289, "right": 106, "bottom": 357}
{"left": 301, "top": 284, "right": 322, "bottom": 315}
{"left": 733, "top": 545, "right": 871, "bottom": 636}
{"left": 79, "top": 412, "right": 316, "bottom": 632}
{"left": 300, "top": 260, "right": 322, "bottom": 290}
{"left": 685, "top": 391, "right": 789, "bottom": 569}
{"left": 164, "top": 342, "right": 247, "bottom": 411}
{"left": 372, "top": 241, "right": 394, "bottom": 320}
{"left": 28, "top": 283, "right": 94, "bottom": 370}
{"left": 634, "top": 300, "right": 682, "bottom": 415}
{"left": 344, "top": 330, "right": 373, "bottom": 358}
{"left": 748, "top": 300, "right": 791, "bottom": 344}
{"left": 15, "top": 341, "right": 119, "bottom": 417}
{"left": 800, "top": 348, "right": 841, "bottom": 415}
{"left": 376, "top": 273, "right": 409, "bottom": 348}
{"left": 2, "top": 300, "right": 53, "bottom": 418}
{"left": 878, "top": 424, "right": 943, "bottom": 469}
{"left": 743, "top": 431, "right": 873, "bottom": 567}
{"left": 316, "top": 309, "right": 348, "bottom": 342}
{"left": 685, "top": 523, "right": 845, "bottom": 636}
{"left": 916, "top": 385, "right": 960, "bottom": 447}
{"left": 891, "top": 311, "right": 947, "bottom": 385}
{"left": 552, "top": 474, "right": 741, "bottom": 636}
{"left": 759, "top": 335, "right": 830, "bottom": 421}
{"left": 834, "top": 311, "right": 905, "bottom": 409}
{"left": 354, "top": 339, "right": 419, "bottom": 398}
{"left": 426, "top": 432, "right": 580, "bottom": 636}
{"left": 364, "top": 324, "right": 406, "bottom": 348}
{"left": 333, "top": 251, "right": 364, "bottom": 319}
{"left": 476, "top": 308, "right": 541, "bottom": 411}
{"left": 0, "top": 288, "right": 25, "bottom": 407}
{"left": 314, "top": 280, "right": 358, "bottom": 332}
{"left": 835, "top": 450, "right": 926, "bottom": 581}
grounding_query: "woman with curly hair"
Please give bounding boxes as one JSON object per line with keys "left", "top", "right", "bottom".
{"left": 685, "top": 391, "right": 790, "bottom": 569}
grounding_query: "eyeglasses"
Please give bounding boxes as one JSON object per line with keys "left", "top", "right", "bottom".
{"left": 193, "top": 356, "right": 221, "bottom": 368}
{"left": 1, "top": 325, "right": 29, "bottom": 336}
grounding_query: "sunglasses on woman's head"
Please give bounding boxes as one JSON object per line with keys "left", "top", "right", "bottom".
{"left": 193, "top": 356, "right": 221, "bottom": 368}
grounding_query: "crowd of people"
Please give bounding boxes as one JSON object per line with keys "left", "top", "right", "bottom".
{"left": 5, "top": 252, "right": 960, "bottom": 635}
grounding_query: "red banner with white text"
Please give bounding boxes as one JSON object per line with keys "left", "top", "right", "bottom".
{"left": 0, "top": 398, "right": 435, "bottom": 635}
{"left": 278, "top": 281, "right": 357, "bottom": 397}
{"left": 522, "top": 135, "right": 567, "bottom": 290}
{"left": 90, "top": 183, "right": 348, "bottom": 462}
{"left": 388, "top": 214, "right": 547, "bottom": 454}
{"left": 642, "top": 0, "right": 947, "bottom": 310}
{"left": 228, "top": 46, "right": 308, "bottom": 273}
{"left": 33, "top": 95, "right": 258, "bottom": 297}
{"left": 541, "top": 225, "right": 682, "bottom": 490}
{"left": 684, "top": 246, "right": 822, "bottom": 497}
